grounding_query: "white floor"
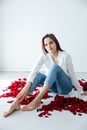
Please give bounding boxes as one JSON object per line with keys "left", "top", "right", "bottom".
{"left": 0, "top": 71, "right": 87, "bottom": 130}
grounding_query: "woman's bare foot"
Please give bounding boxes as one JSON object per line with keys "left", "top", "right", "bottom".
{"left": 3, "top": 100, "right": 20, "bottom": 117}
{"left": 21, "top": 99, "right": 41, "bottom": 111}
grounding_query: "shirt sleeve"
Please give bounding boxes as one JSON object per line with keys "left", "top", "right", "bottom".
{"left": 66, "top": 53, "right": 83, "bottom": 93}
{"left": 27, "top": 53, "right": 45, "bottom": 82}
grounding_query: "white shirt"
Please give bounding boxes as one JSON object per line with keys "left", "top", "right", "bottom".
{"left": 27, "top": 51, "right": 83, "bottom": 93}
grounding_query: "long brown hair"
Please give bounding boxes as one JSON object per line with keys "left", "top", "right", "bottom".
{"left": 42, "top": 33, "right": 63, "bottom": 53}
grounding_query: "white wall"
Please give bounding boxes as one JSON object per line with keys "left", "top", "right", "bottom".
{"left": 0, "top": 0, "right": 87, "bottom": 72}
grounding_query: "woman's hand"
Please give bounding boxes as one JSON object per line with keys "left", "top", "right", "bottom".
{"left": 81, "top": 91, "right": 87, "bottom": 96}
{"left": 17, "top": 82, "right": 31, "bottom": 102}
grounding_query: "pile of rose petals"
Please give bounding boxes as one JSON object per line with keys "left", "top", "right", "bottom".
{"left": 0, "top": 78, "right": 27, "bottom": 98}
{"left": 0, "top": 78, "right": 87, "bottom": 118}
{"left": 37, "top": 94, "right": 87, "bottom": 117}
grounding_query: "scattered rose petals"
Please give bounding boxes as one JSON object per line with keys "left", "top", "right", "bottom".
{"left": 0, "top": 78, "right": 26, "bottom": 98}
{"left": 0, "top": 78, "right": 52, "bottom": 105}
{"left": 0, "top": 78, "right": 87, "bottom": 118}
{"left": 78, "top": 79, "right": 87, "bottom": 91}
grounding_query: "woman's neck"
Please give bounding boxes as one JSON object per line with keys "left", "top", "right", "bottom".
{"left": 50, "top": 51, "right": 59, "bottom": 58}
{"left": 50, "top": 51, "right": 59, "bottom": 64}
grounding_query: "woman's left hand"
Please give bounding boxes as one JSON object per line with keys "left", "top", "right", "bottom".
{"left": 81, "top": 91, "right": 87, "bottom": 96}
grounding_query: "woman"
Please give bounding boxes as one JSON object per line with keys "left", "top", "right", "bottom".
{"left": 3, "top": 33, "right": 87, "bottom": 117}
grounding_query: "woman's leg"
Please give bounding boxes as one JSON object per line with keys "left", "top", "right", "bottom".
{"left": 21, "top": 83, "right": 49, "bottom": 111}
{"left": 3, "top": 73, "right": 46, "bottom": 117}
{"left": 29, "top": 72, "right": 46, "bottom": 94}
{"left": 21, "top": 73, "right": 47, "bottom": 111}
{"left": 21, "top": 64, "right": 72, "bottom": 111}
{"left": 45, "top": 64, "right": 72, "bottom": 94}
{"left": 3, "top": 98, "right": 20, "bottom": 117}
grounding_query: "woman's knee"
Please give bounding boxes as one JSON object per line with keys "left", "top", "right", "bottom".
{"left": 34, "top": 72, "right": 46, "bottom": 83}
{"left": 51, "top": 64, "right": 61, "bottom": 72}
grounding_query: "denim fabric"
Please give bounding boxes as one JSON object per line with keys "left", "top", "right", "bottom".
{"left": 29, "top": 64, "right": 73, "bottom": 95}
{"left": 29, "top": 72, "right": 46, "bottom": 94}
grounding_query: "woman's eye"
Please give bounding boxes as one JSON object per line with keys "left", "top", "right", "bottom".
{"left": 45, "top": 44, "right": 48, "bottom": 46}
{"left": 44, "top": 41, "right": 53, "bottom": 47}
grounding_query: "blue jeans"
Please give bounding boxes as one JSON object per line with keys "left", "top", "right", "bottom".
{"left": 29, "top": 64, "right": 73, "bottom": 95}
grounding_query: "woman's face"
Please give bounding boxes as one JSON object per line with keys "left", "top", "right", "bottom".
{"left": 44, "top": 37, "right": 57, "bottom": 54}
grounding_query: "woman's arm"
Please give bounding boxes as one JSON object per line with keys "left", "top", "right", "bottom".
{"left": 17, "top": 53, "right": 45, "bottom": 101}
{"left": 66, "top": 53, "right": 83, "bottom": 94}
{"left": 16, "top": 81, "right": 32, "bottom": 102}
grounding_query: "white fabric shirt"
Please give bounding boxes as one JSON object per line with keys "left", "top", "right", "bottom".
{"left": 27, "top": 51, "right": 83, "bottom": 93}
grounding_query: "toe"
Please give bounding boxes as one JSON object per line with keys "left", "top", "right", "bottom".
{"left": 3, "top": 112, "right": 8, "bottom": 117}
